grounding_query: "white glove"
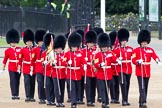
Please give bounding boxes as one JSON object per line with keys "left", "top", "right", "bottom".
{"left": 157, "top": 61, "right": 162, "bottom": 65}
{"left": 83, "top": 64, "right": 87, "bottom": 71}
{"left": 17, "top": 65, "right": 21, "bottom": 74}
{"left": 43, "top": 60, "right": 48, "bottom": 65}
{"left": 68, "top": 60, "right": 72, "bottom": 65}
{"left": 119, "top": 57, "right": 123, "bottom": 61}
{"left": 30, "top": 71, "right": 33, "bottom": 76}
{"left": 117, "top": 59, "right": 122, "bottom": 65}
{"left": 53, "top": 60, "right": 57, "bottom": 64}
{"left": 100, "top": 62, "right": 105, "bottom": 67}
{"left": 85, "top": 57, "right": 88, "bottom": 61}
{"left": 30, "top": 66, "right": 33, "bottom": 76}
{"left": 17, "top": 70, "right": 21, "bottom": 74}
{"left": 137, "top": 59, "right": 143, "bottom": 64}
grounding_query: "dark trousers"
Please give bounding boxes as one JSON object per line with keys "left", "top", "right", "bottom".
{"left": 137, "top": 76, "right": 149, "bottom": 104}
{"left": 67, "top": 80, "right": 81, "bottom": 105}
{"left": 98, "top": 79, "right": 111, "bottom": 105}
{"left": 80, "top": 76, "right": 84, "bottom": 101}
{"left": 24, "top": 74, "right": 36, "bottom": 98}
{"left": 119, "top": 73, "right": 131, "bottom": 102}
{"left": 85, "top": 77, "right": 96, "bottom": 103}
{"left": 36, "top": 73, "right": 46, "bottom": 100}
{"left": 45, "top": 76, "right": 55, "bottom": 102}
{"left": 97, "top": 79, "right": 101, "bottom": 99}
{"left": 9, "top": 71, "right": 21, "bottom": 96}
{"left": 53, "top": 78, "right": 65, "bottom": 103}
{"left": 66, "top": 79, "right": 71, "bottom": 99}
{"left": 110, "top": 76, "right": 120, "bottom": 101}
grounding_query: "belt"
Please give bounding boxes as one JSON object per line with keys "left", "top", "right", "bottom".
{"left": 54, "top": 66, "right": 66, "bottom": 69}
{"left": 23, "top": 61, "right": 31, "bottom": 64}
{"left": 142, "top": 62, "right": 150, "bottom": 65}
{"left": 68, "top": 67, "right": 80, "bottom": 70}
{"left": 87, "top": 62, "right": 92, "bottom": 65}
{"left": 36, "top": 60, "right": 42, "bottom": 62}
{"left": 102, "top": 66, "right": 111, "bottom": 69}
{"left": 9, "top": 60, "right": 18, "bottom": 63}
{"left": 111, "top": 63, "right": 118, "bottom": 65}
{"left": 122, "top": 60, "right": 131, "bottom": 63}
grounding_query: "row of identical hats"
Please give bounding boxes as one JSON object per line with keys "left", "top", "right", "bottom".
{"left": 43, "top": 32, "right": 66, "bottom": 50}
{"left": 6, "top": 28, "right": 150, "bottom": 48}
{"left": 67, "top": 27, "right": 104, "bottom": 48}
{"left": 101, "top": 28, "right": 151, "bottom": 48}
{"left": 6, "top": 28, "right": 35, "bottom": 44}
{"left": 6, "top": 28, "right": 66, "bottom": 49}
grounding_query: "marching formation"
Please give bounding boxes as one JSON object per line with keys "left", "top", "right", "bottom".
{"left": 2, "top": 27, "right": 161, "bottom": 108}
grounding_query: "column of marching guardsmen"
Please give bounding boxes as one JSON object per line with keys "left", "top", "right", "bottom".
{"left": 2, "top": 27, "right": 161, "bottom": 108}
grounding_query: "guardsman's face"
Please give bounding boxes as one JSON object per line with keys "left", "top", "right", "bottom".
{"left": 120, "top": 40, "right": 127, "bottom": 47}
{"left": 55, "top": 48, "right": 63, "bottom": 53}
{"left": 10, "top": 43, "right": 17, "bottom": 47}
{"left": 101, "top": 47, "right": 109, "bottom": 52}
{"left": 26, "top": 40, "right": 33, "bottom": 47}
{"left": 38, "top": 41, "right": 43, "bottom": 47}
{"left": 140, "top": 41, "right": 148, "bottom": 48}
{"left": 87, "top": 42, "right": 95, "bottom": 48}
{"left": 71, "top": 46, "right": 78, "bottom": 51}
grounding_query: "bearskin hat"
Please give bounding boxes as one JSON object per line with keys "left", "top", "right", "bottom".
{"left": 23, "top": 29, "right": 34, "bottom": 44}
{"left": 68, "top": 32, "right": 82, "bottom": 48}
{"left": 6, "top": 28, "right": 20, "bottom": 44}
{"left": 138, "top": 29, "right": 151, "bottom": 44}
{"left": 35, "top": 29, "right": 46, "bottom": 44}
{"left": 118, "top": 28, "right": 129, "bottom": 42}
{"left": 109, "top": 30, "right": 117, "bottom": 45}
{"left": 97, "top": 33, "right": 111, "bottom": 48}
{"left": 43, "top": 32, "right": 55, "bottom": 48}
{"left": 54, "top": 35, "right": 66, "bottom": 49}
{"left": 93, "top": 27, "right": 104, "bottom": 36}
{"left": 85, "top": 30, "right": 97, "bottom": 43}
{"left": 76, "top": 29, "right": 84, "bottom": 42}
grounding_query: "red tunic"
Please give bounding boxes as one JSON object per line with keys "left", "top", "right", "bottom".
{"left": 113, "top": 46, "right": 133, "bottom": 74}
{"left": 132, "top": 47, "right": 160, "bottom": 78}
{"left": 94, "top": 51, "right": 117, "bottom": 80}
{"left": 111, "top": 50, "right": 119, "bottom": 76}
{"left": 19, "top": 46, "right": 35, "bottom": 75}
{"left": 63, "top": 50, "right": 86, "bottom": 81}
{"left": 3, "top": 47, "right": 21, "bottom": 72}
{"left": 41, "top": 51, "right": 53, "bottom": 77}
{"left": 32, "top": 46, "right": 43, "bottom": 74}
{"left": 52, "top": 52, "right": 67, "bottom": 79}
{"left": 82, "top": 47, "right": 97, "bottom": 77}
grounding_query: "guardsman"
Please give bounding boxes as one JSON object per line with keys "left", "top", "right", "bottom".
{"left": 2, "top": 28, "right": 21, "bottom": 100}
{"left": 92, "top": 27, "right": 104, "bottom": 102}
{"left": 82, "top": 30, "right": 97, "bottom": 106}
{"left": 109, "top": 31, "right": 120, "bottom": 104}
{"left": 52, "top": 35, "right": 67, "bottom": 107}
{"left": 132, "top": 30, "right": 161, "bottom": 108}
{"left": 63, "top": 32, "right": 87, "bottom": 108}
{"left": 75, "top": 29, "right": 85, "bottom": 104}
{"left": 64, "top": 31, "right": 71, "bottom": 102}
{"left": 41, "top": 32, "right": 56, "bottom": 106}
{"left": 113, "top": 28, "right": 133, "bottom": 106}
{"left": 94, "top": 33, "right": 119, "bottom": 108}
{"left": 19, "top": 29, "right": 36, "bottom": 102}
{"left": 32, "top": 29, "right": 46, "bottom": 104}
